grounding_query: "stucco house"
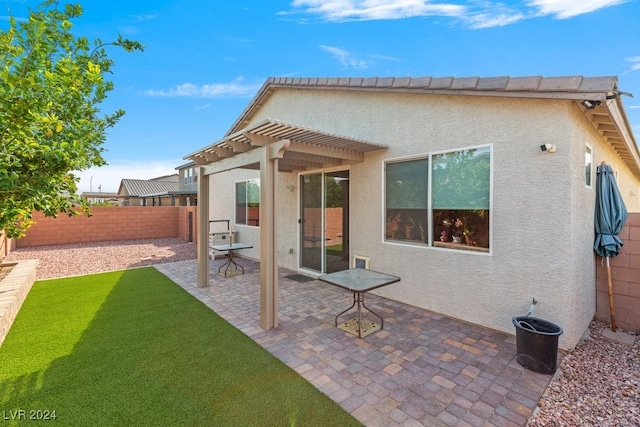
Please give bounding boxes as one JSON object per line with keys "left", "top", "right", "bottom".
{"left": 117, "top": 174, "right": 179, "bottom": 206}
{"left": 174, "top": 162, "right": 198, "bottom": 206}
{"left": 185, "top": 76, "right": 640, "bottom": 351}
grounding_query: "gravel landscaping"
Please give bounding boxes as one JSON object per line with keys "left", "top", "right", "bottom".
{"left": 5, "top": 238, "right": 197, "bottom": 280}
{"left": 4, "top": 238, "right": 638, "bottom": 426}
{"left": 528, "top": 321, "right": 639, "bottom": 426}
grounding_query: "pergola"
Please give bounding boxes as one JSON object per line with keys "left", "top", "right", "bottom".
{"left": 184, "top": 118, "right": 388, "bottom": 330}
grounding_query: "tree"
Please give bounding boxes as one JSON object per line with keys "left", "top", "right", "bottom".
{"left": 0, "top": 0, "right": 143, "bottom": 238}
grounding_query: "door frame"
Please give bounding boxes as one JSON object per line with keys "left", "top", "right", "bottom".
{"left": 297, "top": 166, "right": 351, "bottom": 275}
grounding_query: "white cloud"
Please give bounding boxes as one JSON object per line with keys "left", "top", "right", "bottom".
{"left": 141, "top": 78, "right": 263, "bottom": 98}
{"left": 526, "top": 0, "right": 627, "bottom": 19}
{"left": 74, "top": 159, "right": 182, "bottom": 194}
{"left": 320, "top": 45, "right": 369, "bottom": 68}
{"left": 119, "top": 26, "right": 143, "bottom": 35}
{"left": 624, "top": 56, "right": 640, "bottom": 73}
{"left": 461, "top": 2, "right": 528, "bottom": 29}
{"left": 368, "top": 53, "right": 401, "bottom": 61}
{"left": 286, "top": 0, "right": 627, "bottom": 28}
{"left": 133, "top": 14, "right": 159, "bottom": 21}
{"left": 290, "top": 0, "right": 465, "bottom": 22}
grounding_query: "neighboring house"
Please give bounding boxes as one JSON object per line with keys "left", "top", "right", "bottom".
{"left": 185, "top": 75, "right": 640, "bottom": 351}
{"left": 174, "top": 162, "right": 198, "bottom": 206}
{"left": 79, "top": 192, "right": 119, "bottom": 205}
{"left": 117, "top": 174, "right": 180, "bottom": 206}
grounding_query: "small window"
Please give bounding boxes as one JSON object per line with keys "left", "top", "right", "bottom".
{"left": 235, "top": 179, "right": 260, "bottom": 226}
{"left": 585, "top": 145, "right": 592, "bottom": 188}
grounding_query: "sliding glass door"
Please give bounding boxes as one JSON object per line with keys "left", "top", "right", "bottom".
{"left": 300, "top": 170, "right": 349, "bottom": 273}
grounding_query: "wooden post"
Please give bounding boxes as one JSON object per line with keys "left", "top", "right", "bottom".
{"left": 259, "top": 148, "right": 278, "bottom": 329}
{"left": 197, "top": 168, "right": 210, "bottom": 288}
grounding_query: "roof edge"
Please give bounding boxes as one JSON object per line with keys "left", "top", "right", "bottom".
{"left": 225, "top": 75, "right": 619, "bottom": 136}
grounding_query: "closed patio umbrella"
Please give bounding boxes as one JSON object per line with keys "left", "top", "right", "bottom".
{"left": 594, "top": 162, "right": 628, "bottom": 332}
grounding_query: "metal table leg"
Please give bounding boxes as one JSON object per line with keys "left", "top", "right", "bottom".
{"left": 336, "top": 291, "right": 384, "bottom": 338}
{"left": 217, "top": 250, "right": 245, "bottom": 277}
{"left": 335, "top": 292, "right": 357, "bottom": 326}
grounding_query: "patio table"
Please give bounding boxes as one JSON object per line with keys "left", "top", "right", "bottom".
{"left": 210, "top": 243, "right": 253, "bottom": 277}
{"left": 318, "top": 268, "right": 400, "bottom": 338}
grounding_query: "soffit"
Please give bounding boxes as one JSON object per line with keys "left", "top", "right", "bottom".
{"left": 585, "top": 98, "right": 640, "bottom": 178}
{"left": 185, "top": 119, "right": 388, "bottom": 172}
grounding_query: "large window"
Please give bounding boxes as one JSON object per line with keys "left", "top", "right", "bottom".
{"left": 235, "top": 179, "right": 260, "bottom": 226}
{"left": 385, "top": 146, "right": 491, "bottom": 252}
{"left": 385, "top": 158, "right": 428, "bottom": 242}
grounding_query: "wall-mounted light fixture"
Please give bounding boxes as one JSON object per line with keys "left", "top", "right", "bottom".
{"left": 581, "top": 100, "right": 601, "bottom": 110}
{"left": 540, "top": 144, "right": 557, "bottom": 153}
{"left": 606, "top": 90, "right": 633, "bottom": 100}
{"left": 286, "top": 183, "right": 295, "bottom": 192}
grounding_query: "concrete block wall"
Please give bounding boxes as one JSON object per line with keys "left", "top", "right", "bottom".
{"left": 596, "top": 212, "right": 640, "bottom": 331}
{"left": 325, "top": 208, "right": 344, "bottom": 245}
{"left": 301, "top": 207, "right": 343, "bottom": 243}
{"left": 15, "top": 207, "right": 195, "bottom": 248}
{"left": 177, "top": 207, "right": 198, "bottom": 244}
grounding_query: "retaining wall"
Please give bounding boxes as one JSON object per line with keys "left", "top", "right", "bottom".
{"left": 595, "top": 212, "right": 640, "bottom": 331}
{"left": 0, "top": 260, "right": 38, "bottom": 347}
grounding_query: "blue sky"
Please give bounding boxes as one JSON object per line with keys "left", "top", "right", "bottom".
{"left": 3, "top": 0, "right": 640, "bottom": 193}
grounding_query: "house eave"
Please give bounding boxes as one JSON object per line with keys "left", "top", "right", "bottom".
{"left": 216, "top": 75, "right": 639, "bottom": 179}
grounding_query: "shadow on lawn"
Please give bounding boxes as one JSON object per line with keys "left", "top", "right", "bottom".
{"left": 0, "top": 268, "right": 360, "bottom": 426}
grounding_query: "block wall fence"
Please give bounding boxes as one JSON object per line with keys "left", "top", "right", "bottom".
{"left": 9, "top": 206, "right": 198, "bottom": 249}
{"left": 595, "top": 212, "right": 640, "bottom": 332}
{"left": 2, "top": 208, "right": 638, "bottom": 331}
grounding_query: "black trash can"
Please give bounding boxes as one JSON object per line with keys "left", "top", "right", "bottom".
{"left": 512, "top": 316, "right": 563, "bottom": 374}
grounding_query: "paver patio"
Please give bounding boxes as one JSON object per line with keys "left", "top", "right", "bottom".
{"left": 156, "top": 258, "right": 557, "bottom": 427}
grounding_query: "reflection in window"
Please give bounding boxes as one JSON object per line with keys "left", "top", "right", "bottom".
{"left": 585, "top": 145, "right": 592, "bottom": 187}
{"left": 385, "top": 159, "right": 428, "bottom": 243}
{"left": 432, "top": 147, "right": 490, "bottom": 250}
{"left": 235, "top": 179, "right": 260, "bottom": 226}
{"left": 384, "top": 146, "right": 491, "bottom": 252}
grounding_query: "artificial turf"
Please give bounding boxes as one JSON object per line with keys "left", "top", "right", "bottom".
{"left": 0, "top": 267, "right": 361, "bottom": 426}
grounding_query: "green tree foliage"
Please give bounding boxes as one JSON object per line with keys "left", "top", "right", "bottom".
{"left": 0, "top": 1, "right": 142, "bottom": 237}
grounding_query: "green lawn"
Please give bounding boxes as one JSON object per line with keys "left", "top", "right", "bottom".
{"left": 0, "top": 268, "right": 361, "bottom": 426}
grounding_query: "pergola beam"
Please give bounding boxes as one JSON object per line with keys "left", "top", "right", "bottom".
{"left": 287, "top": 140, "right": 364, "bottom": 162}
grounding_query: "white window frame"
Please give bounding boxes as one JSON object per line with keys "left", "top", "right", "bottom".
{"left": 382, "top": 144, "right": 492, "bottom": 254}
{"left": 235, "top": 178, "right": 260, "bottom": 227}
{"left": 585, "top": 144, "right": 593, "bottom": 188}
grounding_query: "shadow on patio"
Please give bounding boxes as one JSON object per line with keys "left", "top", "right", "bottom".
{"left": 156, "top": 258, "right": 556, "bottom": 427}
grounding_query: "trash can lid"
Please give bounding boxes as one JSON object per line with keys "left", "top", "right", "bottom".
{"left": 512, "top": 316, "right": 563, "bottom": 335}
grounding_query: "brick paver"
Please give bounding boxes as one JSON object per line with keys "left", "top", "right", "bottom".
{"left": 156, "top": 259, "right": 557, "bottom": 427}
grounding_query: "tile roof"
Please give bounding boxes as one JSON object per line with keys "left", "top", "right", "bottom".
{"left": 217, "top": 75, "right": 639, "bottom": 178}
{"left": 229, "top": 75, "right": 621, "bottom": 134}
{"left": 267, "top": 75, "right": 616, "bottom": 93}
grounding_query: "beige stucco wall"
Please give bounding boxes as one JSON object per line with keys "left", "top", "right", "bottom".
{"left": 209, "top": 87, "right": 640, "bottom": 350}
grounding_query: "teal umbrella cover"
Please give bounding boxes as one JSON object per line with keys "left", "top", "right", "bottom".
{"left": 594, "top": 164, "right": 628, "bottom": 258}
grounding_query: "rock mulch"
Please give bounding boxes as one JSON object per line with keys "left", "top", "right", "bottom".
{"left": 528, "top": 321, "right": 638, "bottom": 426}
{"left": 4, "top": 238, "right": 197, "bottom": 280}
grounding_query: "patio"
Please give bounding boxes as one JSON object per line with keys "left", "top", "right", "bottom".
{"left": 156, "top": 258, "right": 556, "bottom": 427}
